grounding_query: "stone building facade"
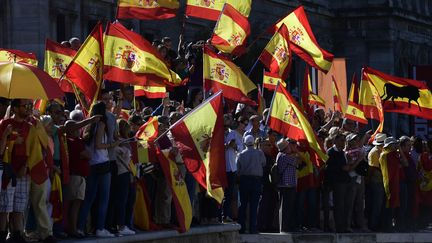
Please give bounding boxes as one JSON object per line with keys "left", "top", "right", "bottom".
{"left": 1, "top": 0, "right": 431, "bottom": 136}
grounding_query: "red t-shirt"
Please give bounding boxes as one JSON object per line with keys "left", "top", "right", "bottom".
{"left": 67, "top": 136, "right": 90, "bottom": 177}
{"left": 0, "top": 119, "right": 31, "bottom": 173}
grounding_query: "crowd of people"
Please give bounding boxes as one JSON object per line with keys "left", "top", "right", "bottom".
{"left": 0, "top": 34, "right": 431, "bottom": 243}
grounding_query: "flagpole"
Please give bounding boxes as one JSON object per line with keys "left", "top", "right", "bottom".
{"left": 247, "top": 58, "right": 260, "bottom": 77}
{"left": 265, "top": 82, "right": 279, "bottom": 126}
{"left": 202, "top": 44, "right": 206, "bottom": 100}
{"left": 153, "top": 90, "right": 223, "bottom": 144}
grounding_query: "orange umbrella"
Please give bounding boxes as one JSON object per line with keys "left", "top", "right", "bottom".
{"left": 0, "top": 61, "right": 64, "bottom": 99}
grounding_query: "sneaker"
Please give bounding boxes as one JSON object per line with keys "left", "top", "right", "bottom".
{"left": 118, "top": 226, "right": 135, "bottom": 236}
{"left": 223, "top": 216, "right": 234, "bottom": 223}
{"left": 95, "top": 229, "right": 115, "bottom": 238}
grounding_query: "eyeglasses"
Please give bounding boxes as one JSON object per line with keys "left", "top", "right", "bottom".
{"left": 20, "top": 103, "right": 33, "bottom": 109}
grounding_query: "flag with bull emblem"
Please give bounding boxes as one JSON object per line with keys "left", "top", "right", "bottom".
{"left": 360, "top": 66, "right": 432, "bottom": 120}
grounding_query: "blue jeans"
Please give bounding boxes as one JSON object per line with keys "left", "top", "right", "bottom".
{"left": 78, "top": 168, "right": 111, "bottom": 231}
{"left": 238, "top": 176, "right": 262, "bottom": 233}
{"left": 296, "top": 188, "right": 318, "bottom": 228}
{"left": 368, "top": 181, "right": 385, "bottom": 230}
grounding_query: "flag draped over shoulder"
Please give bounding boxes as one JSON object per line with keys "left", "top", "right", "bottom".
{"left": 156, "top": 148, "right": 192, "bottom": 233}
{"left": 64, "top": 22, "right": 104, "bottom": 103}
{"left": 104, "top": 22, "right": 183, "bottom": 87}
{"left": 268, "top": 84, "right": 328, "bottom": 162}
{"left": 259, "top": 24, "right": 292, "bottom": 80}
{"left": 44, "top": 39, "right": 77, "bottom": 93}
{"left": 210, "top": 3, "right": 250, "bottom": 56}
{"left": 186, "top": 0, "right": 251, "bottom": 21}
{"left": 345, "top": 74, "right": 368, "bottom": 124}
{"left": 271, "top": 6, "right": 333, "bottom": 73}
{"left": 263, "top": 71, "right": 286, "bottom": 91}
{"left": 360, "top": 66, "right": 432, "bottom": 120}
{"left": 116, "top": 0, "right": 179, "bottom": 20}
{"left": 170, "top": 92, "right": 227, "bottom": 203}
{"left": 134, "top": 81, "right": 166, "bottom": 99}
{"left": 203, "top": 46, "right": 256, "bottom": 105}
{"left": 134, "top": 179, "right": 157, "bottom": 230}
{"left": 332, "top": 75, "right": 344, "bottom": 114}
{"left": 0, "top": 49, "right": 38, "bottom": 66}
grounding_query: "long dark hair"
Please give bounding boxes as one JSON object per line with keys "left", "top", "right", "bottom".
{"left": 85, "top": 101, "right": 107, "bottom": 145}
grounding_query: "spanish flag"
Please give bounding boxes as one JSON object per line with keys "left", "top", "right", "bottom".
{"left": 104, "top": 22, "right": 183, "bottom": 87}
{"left": 44, "top": 39, "right": 77, "bottom": 93}
{"left": 0, "top": 48, "right": 38, "bottom": 66}
{"left": 156, "top": 148, "right": 192, "bottom": 233}
{"left": 64, "top": 22, "right": 103, "bottom": 104}
{"left": 271, "top": 6, "right": 333, "bottom": 73}
{"left": 33, "top": 99, "right": 48, "bottom": 115}
{"left": 345, "top": 74, "right": 367, "bottom": 124}
{"left": 116, "top": 0, "right": 179, "bottom": 20}
{"left": 134, "top": 179, "right": 158, "bottom": 230}
{"left": 170, "top": 92, "right": 227, "bottom": 203}
{"left": 203, "top": 46, "right": 256, "bottom": 105}
{"left": 210, "top": 3, "right": 250, "bottom": 56}
{"left": 186, "top": 0, "right": 251, "bottom": 21}
{"left": 332, "top": 75, "right": 344, "bottom": 114}
{"left": 26, "top": 120, "right": 51, "bottom": 185}
{"left": 50, "top": 173, "right": 63, "bottom": 222}
{"left": 134, "top": 81, "right": 166, "bottom": 99}
{"left": 379, "top": 150, "right": 400, "bottom": 208}
{"left": 263, "top": 71, "right": 286, "bottom": 91}
{"left": 136, "top": 116, "right": 159, "bottom": 163}
{"left": 259, "top": 24, "right": 292, "bottom": 80}
{"left": 301, "top": 66, "right": 325, "bottom": 111}
{"left": 268, "top": 84, "right": 328, "bottom": 162}
{"left": 360, "top": 66, "right": 432, "bottom": 120}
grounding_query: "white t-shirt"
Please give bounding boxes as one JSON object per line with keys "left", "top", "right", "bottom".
{"left": 225, "top": 129, "right": 244, "bottom": 172}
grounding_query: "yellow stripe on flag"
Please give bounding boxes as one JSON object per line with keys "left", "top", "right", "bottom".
{"left": 44, "top": 50, "right": 74, "bottom": 80}
{"left": 119, "top": 0, "right": 179, "bottom": 9}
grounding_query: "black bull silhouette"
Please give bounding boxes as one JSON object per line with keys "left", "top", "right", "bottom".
{"left": 380, "top": 83, "right": 421, "bottom": 111}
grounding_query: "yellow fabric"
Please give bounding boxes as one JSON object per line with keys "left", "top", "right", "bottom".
{"left": 182, "top": 96, "right": 224, "bottom": 203}
{"left": 263, "top": 72, "right": 286, "bottom": 88}
{"left": 104, "top": 35, "right": 182, "bottom": 86}
{"left": 134, "top": 181, "right": 151, "bottom": 230}
{"left": 379, "top": 149, "right": 391, "bottom": 205}
{"left": 332, "top": 77, "right": 344, "bottom": 113}
{"left": 0, "top": 50, "right": 38, "bottom": 66}
{"left": 118, "top": 0, "right": 179, "bottom": 9}
{"left": 368, "top": 146, "right": 381, "bottom": 168}
{"left": 186, "top": 0, "right": 251, "bottom": 17}
{"left": 419, "top": 157, "right": 432, "bottom": 192}
{"left": 345, "top": 79, "right": 366, "bottom": 121}
{"left": 44, "top": 50, "right": 74, "bottom": 80}
{"left": 0, "top": 62, "right": 53, "bottom": 100}
{"left": 262, "top": 25, "right": 291, "bottom": 77}
{"left": 307, "top": 72, "right": 325, "bottom": 106}
{"left": 161, "top": 150, "right": 192, "bottom": 231}
{"left": 275, "top": 10, "right": 332, "bottom": 71}
{"left": 134, "top": 85, "right": 166, "bottom": 94}
{"left": 26, "top": 122, "right": 49, "bottom": 172}
{"left": 297, "top": 151, "right": 313, "bottom": 179}
{"left": 212, "top": 4, "right": 249, "bottom": 54}
{"left": 270, "top": 88, "right": 328, "bottom": 162}
{"left": 3, "top": 140, "right": 14, "bottom": 164}
{"left": 203, "top": 51, "right": 256, "bottom": 95}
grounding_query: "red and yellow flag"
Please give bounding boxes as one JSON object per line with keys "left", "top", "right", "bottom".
{"left": 156, "top": 148, "right": 192, "bottom": 232}
{"left": 116, "top": 0, "right": 179, "bottom": 20}
{"left": 301, "top": 66, "right": 325, "bottom": 110}
{"left": 271, "top": 6, "right": 333, "bottom": 73}
{"left": 345, "top": 74, "right": 368, "bottom": 124}
{"left": 263, "top": 71, "right": 286, "bottom": 91}
{"left": 332, "top": 75, "right": 344, "bottom": 114}
{"left": 50, "top": 173, "right": 63, "bottom": 222}
{"left": 0, "top": 48, "right": 38, "bottom": 66}
{"left": 136, "top": 116, "right": 159, "bottom": 163}
{"left": 210, "top": 3, "right": 250, "bottom": 55}
{"left": 360, "top": 66, "right": 432, "bottom": 120}
{"left": 260, "top": 24, "right": 292, "bottom": 80}
{"left": 64, "top": 22, "right": 103, "bottom": 104}
{"left": 203, "top": 46, "right": 256, "bottom": 105}
{"left": 134, "top": 179, "right": 158, "bottom": 230}
{"left": 104, "top": 22, "right": 183, "bottom": 87}
{"left": 134, "top": 81, "right": 166, "bottom": 99}
{"left": 170, "top": 92, "right": 227, "bottom": 203}
{"left": 186, "top": 0, "right": 251, "bottom": 21}
{"left": 44, "top": 39, "right": 77, "bottom": 93}
{"left": 268, "top": 84, "right": 328, "bottom": 162}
